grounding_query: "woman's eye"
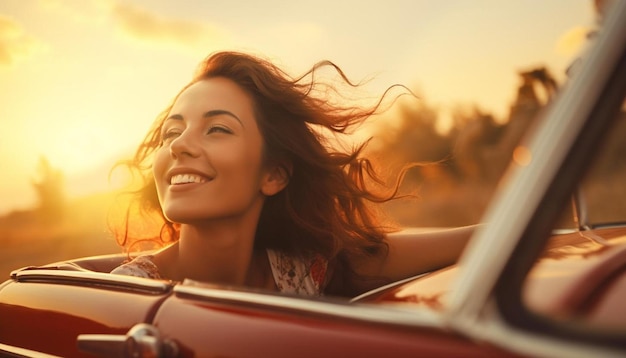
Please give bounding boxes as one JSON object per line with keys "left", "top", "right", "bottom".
{"left": 161, "top": 130, "right": 181, "bottom": 143}
{"left": 207, "top": 126, "right": 232, "bottom": 135}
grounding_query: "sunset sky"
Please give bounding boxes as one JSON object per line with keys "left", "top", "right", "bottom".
{"left": 0, "top": 0, "right": 596, "bottom": 215}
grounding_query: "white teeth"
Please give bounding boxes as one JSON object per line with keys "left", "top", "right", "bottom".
{"left": 170, "top": 174, "right": 208, "bottom": 185}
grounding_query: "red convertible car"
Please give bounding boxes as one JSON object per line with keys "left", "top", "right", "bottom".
{"left": 1, "top": 2, "right": 626, "bottom": 357}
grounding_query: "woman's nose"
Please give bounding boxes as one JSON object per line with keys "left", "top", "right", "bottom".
{"left": 169, "top": 130, "right": 201, "bottom": 158}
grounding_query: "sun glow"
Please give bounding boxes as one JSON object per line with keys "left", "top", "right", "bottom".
{"left": 42, "top": 123, "right": 114, "bottom": 174}
{"left": 22, "top": 115, "right": 143, "bottom": 201}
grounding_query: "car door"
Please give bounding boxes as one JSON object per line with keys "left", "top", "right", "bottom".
{"left": 0, "top": 268, "right": 172, "bottom": 357}
{"left": 148, "top": 281, "right": 516, "bottom": 357}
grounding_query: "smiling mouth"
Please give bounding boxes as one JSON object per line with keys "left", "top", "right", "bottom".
{"left": 170, "top": 174, "right": 209, "bottom": 185}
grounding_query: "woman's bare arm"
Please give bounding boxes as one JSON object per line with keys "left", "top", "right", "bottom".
{"left": 356, "top": 225, "right": 478, "bottom": 283}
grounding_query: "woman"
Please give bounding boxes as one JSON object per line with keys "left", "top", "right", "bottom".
{"left": 111, "top": 51, "right": 472, "bottom": 297}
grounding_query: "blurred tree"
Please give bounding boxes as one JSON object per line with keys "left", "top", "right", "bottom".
{"left": 32, "top": 156, "right": 66, "bottom": 221}
{"left": 450, "top": 107, "right": 504, "bottom": 183}
{"left": 372, "top": 99, "right": 452, "bottom": 169}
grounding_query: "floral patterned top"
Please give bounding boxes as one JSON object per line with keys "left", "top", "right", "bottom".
{"left": 110, "top": 249, "right": 328, "bottom": 296}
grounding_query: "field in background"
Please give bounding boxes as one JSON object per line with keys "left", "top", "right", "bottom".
{"left": 0, "top": 179, "right": 487, "bottom": 280}
{"left": 0, "top": 192, "right": 121, "bottom": 279}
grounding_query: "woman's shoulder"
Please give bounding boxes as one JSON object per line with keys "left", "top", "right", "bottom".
{"left": 110, "top": 254, "right": 162, "bottom": 280}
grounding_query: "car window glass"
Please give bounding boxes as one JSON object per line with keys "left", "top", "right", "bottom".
{"left": 578, "top": 107, "right": 626, "bottom": 225}
{"left": 522, "top": 97, "right": 626, "bottom": 332}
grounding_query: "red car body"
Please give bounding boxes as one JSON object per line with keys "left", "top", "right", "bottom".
{"left": 0, "top": 226, "right": 625, "bottom": 357}
{"left": 0, "top": 254, "right": 519, "bottom": 358}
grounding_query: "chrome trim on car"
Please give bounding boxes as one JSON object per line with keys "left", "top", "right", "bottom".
{"left": 0, "top": 343, "right": 61, "bottom": 358}
{"left": 349, "top": 273, "right": 427, "bottom": 303}
{"left": 77, "top": 323, "right": 179, "bottom": 358}
{"left": 572, "top": 188, "right": 590, "bottom": 230}
{"left": 174, "top": 284, "right": 444, "bottom": 328}
{"left": 12, "top": 269, "right": 172, "bottom": 295}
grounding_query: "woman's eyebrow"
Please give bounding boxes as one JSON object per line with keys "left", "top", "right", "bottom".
{"left": 165, "top": 113, "right": 184, "bottom": 121}
{"left": 165, "top": 110, "right": 243, "bottom": 126}
{"left": 204, "top": 110, "right": 243, "bottom": 126}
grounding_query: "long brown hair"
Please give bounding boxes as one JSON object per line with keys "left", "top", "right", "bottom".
{"left": 115, "top": 51, "right": 412, "bottom": 296}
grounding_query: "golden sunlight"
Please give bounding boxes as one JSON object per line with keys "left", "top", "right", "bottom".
{"left": 556, "top": 26, "right": 591, "bottom": 57}
{"left": 41, "top": 122, "right": 116, "bottom": 175}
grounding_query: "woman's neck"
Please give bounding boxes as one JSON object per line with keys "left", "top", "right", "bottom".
{"left": 155, "top": 219, "right": 259, "bottom": 286}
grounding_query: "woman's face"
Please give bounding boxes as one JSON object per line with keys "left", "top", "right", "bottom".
{"left": 153, "top": 77, "right": 279, "bottom": 224}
